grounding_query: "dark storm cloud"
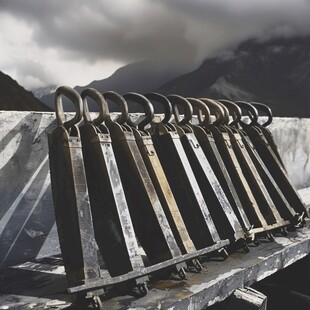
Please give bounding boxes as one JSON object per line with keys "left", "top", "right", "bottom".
{"left": 154, "top": 0, "right": 310, "bottom": 53}
{"left": 2, "top": 0, "right": 310, "bottom": 80}
{"left": 1, "top": 0, "right": 197, "bottom": 65}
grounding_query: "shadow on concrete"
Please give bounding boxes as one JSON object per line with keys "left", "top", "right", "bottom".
{"left": 0, "top": 114, "right": 58, "bottom": 268}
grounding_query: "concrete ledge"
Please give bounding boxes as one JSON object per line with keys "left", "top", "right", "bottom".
{"left": 0, "top": 189, "right": 309, "bottom": 309}
{"left": 111, "top": 220, "right": 309, "bottom": 310}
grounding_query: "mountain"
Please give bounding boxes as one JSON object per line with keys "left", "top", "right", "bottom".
{"left": 32, "top": 85, "right": 57, "bottom": 99}
{"left": 0, "top": 71, "right": 51, "bottom": 111}
{"left": 157, "top": 36, "right": 310, "bottom": 117}
{"left": 40, "top": 61, "right": 189, "bottom": 111}
{"left": 39, "top": 37, "right": 310, "bottom": 117}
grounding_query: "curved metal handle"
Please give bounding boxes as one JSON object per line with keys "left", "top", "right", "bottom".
{"left": 123, "top": 92, "right": 154, "bottom": 130}
{"left": 250, "top": 102, "right": 273, "bottom": 127}
{"left": 218, "top": 99, "right": 242, "bottom": 127}
{"left": 186, "top": 97, "right": 211, "bottom": 126}
{"left": 234, "top": 101, "right": 258, "bottom": 126}
{"left": 199, "top": 98, "right": 225, "bottom": 126}
{"left": 144, "top": 92, "right": 172, "bottom": 124}
{"left": 216, "top": 101, "right": 230, "bottom": 125}
{"left": 55, "top": 86, "right": 83, "bottom": 130}
{"left": 167, "top": 95, "right": 193, "bottom": 126}
{"left": 81, "top": 88, "right": 108, "bottom": 126}
{"left": 102, "top": 91, "right": 129, "bottom": 124}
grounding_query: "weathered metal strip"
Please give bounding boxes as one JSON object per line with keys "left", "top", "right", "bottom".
{"left": 132, "top": 128, "right": 197, "bottom": 255}
{"left": 243, "top": 124, "right": 307, "bottom": 217}
{"left": 259, "top": 126, "right": 286, "bottom": 169}
{"left": 176, "top": 125, "right": 245, "bottom": 243}
{"left": 192, "top": 125, "right": 253, "bottom": 236}
{"left": 152, "top": 123, "right": 223, "bottom": 250}
{"left": 207, "top": 125, "right": 269, "bottom": 232}
{"left": 68, "top": 239, "right": 229, "bottom": 294}
{"left": 225, "top": 126, "right": 288, "bottom": 227}
{"left": 248, "top": 101, "right": 286, "bottom": 169}
{"left": 48, "top": 127, "right": 101, "bottom": 287}
{"left": 106, "top": 121, "right": 185, "bottom": 270}
{"left": 48, "top": 87, "right": 102, "bottom": 291}
{"left": 238, "top": 129, "right": 297, "bottom": 222}
{"left": 80, "top": 123, "right": 147, "bottom": 281}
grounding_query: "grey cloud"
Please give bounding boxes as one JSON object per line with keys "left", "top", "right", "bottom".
{"left": 4, "top": 57, "right": 59, "bottom": 89}
{"left": 2, "top": 0, "right": 310, "bottom": 86}
{"left": 15, "top": 60, "right": 57, "bottom": 85}
{"left": 1, "top": 0, "right": 197, "bottom": 65}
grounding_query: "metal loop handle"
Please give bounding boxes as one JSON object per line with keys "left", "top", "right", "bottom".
{"left": 102, "top": 91, "right": 129, "bottom": 124}
{"left": 216, "top": 100, "right": 230, "bottom": 125}
{"left": 55, "top": 86, "right": 83, "bottom": 130}
{"left": 234, "top": 101, "right": 258, "bottom": 126}
{"left": 144, "top": 92, "right": 172, "bottom": 124}
{"left": 250, "top": 102, "right": 273, "bottom": 127}
{"left": 123, "top": 92, "right": 154, "bottom": 130}
{"left": 167, "top": 95, "right": 193, "bottom": 126}
{"left": 218, "top": 99, "right": 242, "bottom": 127}
{"left": 199, "top": 98, "right": 225, "bottom": 126}
{"left": 81, "top": 88, "right": 108, "bottom": 125}
{"left": 186, "top": 97, "right": 211, "bottom": 126}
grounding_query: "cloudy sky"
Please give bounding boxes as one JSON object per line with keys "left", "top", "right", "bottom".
{"left": 1, "top": 0, "right": 310, "bottom": 90}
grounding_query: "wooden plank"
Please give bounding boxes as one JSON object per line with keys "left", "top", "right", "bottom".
{"left": 211, "top": 287, "right": 267, "bottom": 310}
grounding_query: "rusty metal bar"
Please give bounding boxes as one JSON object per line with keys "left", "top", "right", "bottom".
{"left": 187, "top": 97, "right": 253, "bottom": 241}
{"left": 103, "top": 91, "right": 187, "bottom": 279}
{"left": 249, "top": 102, "right": 285, "bottom": 168}
{"left": 168, "top": 95, "right": 246, "bottom": 249}
{"left": 216, "top": 100, "right": 290, "bottom": 233}
{"left": 148, "top": 96, "right": 229, "bottom": 253}
{"left": 79, "top": 89, "right": 148, "bottom": 290}
{"left": 125, "top": 92, "right": 202, "bottom": 271}
{"left": 225, "top": 125, "right": 289, "bottom": 227}
{"left": 48, "top": 86, "right": 101, "bottom": 289}
{"left": 220, "top": 100, "right": 297, "bottom": 227}
{"left": 236, "top": 101, "right": 308, "bottom": 221}
{"left": 198, "top": 98, "right": 280, "bottom": 240}
{"left": 68, "top": 240, "right": 228, "bottom": 293}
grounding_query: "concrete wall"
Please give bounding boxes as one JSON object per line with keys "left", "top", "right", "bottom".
{"left": 268, "top": 118, "right": 310, "bottom": 190}
{"left": 0, "top": 111, "right": 309, "bottom": 268}
{"left": 0, "top": 112, "right": 58, "bottom": 268}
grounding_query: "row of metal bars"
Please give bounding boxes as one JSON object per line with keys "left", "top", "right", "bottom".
{"left": 48, "top": 86, "right": 308, "bottom": 305}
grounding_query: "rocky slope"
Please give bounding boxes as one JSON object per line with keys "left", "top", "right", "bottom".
{"left": 38, "top": 36, "right": 310, "bottom": 117}
{"left": 158, "top": 36, "right": 310, "bottom": 117}
{"left": 0, "top": 71, "right": 51, "bottom": 111}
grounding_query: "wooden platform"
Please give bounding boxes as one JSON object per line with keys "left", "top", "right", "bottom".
{"left": 0, "top": 189, "right": 309, "bottom": 310}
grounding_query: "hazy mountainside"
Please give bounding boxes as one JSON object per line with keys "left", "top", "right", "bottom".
{"left": 158, "top": 36, "right": 310, "bottom": 117}
{"left": 33, "top": 85, "right": 57, "bottom": 99}
{"left": 0, "top": 71, "right": 51, "bottom": 111}
{"left": 38, "top": 36, "right": 310, "bottom": 116}
{"left": 40, "top": 61, "right": 189, "bottom": 111}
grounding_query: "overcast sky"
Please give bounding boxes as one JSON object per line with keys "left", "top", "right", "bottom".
{"left": 1, "top": 0, "right": 310, "bottom": 90}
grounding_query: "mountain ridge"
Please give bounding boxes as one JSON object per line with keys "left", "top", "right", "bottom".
{"left": 0, "top": 71, "right": 51, "bottom": 111}
{"left": 40, "top": 60, "right": 190, "bottom": 111}
{"left": 157, "top": 36, "right": 310, "bottom": 117}
{"left": 5, "top": 36, "right": 309, "bottom": 116}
